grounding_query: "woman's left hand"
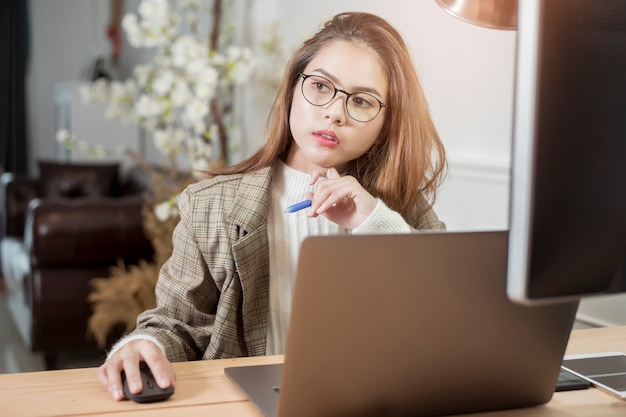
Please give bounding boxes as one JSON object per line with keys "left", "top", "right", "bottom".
{"left": 307, "top": 167, "right": 377, "bottom": 230}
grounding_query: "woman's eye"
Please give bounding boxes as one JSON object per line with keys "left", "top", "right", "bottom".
{"left": 313, "top": 81, "right": 332, "bottom": 92}
{"left": 352, "top": 95, "right": 375, "bottom": 108}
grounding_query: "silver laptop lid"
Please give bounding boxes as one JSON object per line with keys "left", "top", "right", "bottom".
{"left": 275, "top": 231, "right": 578, "bottom": 417}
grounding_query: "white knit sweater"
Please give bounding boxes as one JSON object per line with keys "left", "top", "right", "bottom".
{"left": 266, "top": 161, "right": 344, "bottom": 354}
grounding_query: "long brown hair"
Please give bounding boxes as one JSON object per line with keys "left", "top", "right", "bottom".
{"left": 214, "top": 12, "right": 447, "bottom": 220}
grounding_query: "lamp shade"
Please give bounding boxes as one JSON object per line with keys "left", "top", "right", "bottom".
{"left": 435, "top": 0, "right": 518, "bottom": 30}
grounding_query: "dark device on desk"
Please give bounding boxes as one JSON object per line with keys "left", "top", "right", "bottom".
{"left": 506, "top": 0, "right": 626, "bottom": 305}
{"left": 556, "top": 367, "right": 591, "bottom": 392}
{"left": 121, "top": 362, "right": 174, "bottom": 403}
{"left": 510, "top": 0, "right": 626, "bottom": 398}
{"left": 563, "top": 352, "right": 626, "bottom": 399}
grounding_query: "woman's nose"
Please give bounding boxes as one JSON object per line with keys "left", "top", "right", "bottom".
{"left": 322, "top": 95, "right": 347, "bottom": 124}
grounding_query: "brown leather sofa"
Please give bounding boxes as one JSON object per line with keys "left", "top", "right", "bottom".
{"left": 0, "top": 161, "right": 154, "bottom": 367}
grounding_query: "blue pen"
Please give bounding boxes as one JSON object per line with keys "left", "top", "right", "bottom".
{"left": 283, "top": 199, "right": 312, "bottom": 213}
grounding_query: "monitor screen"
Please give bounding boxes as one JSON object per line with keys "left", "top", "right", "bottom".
{"left": 507, "top": 0, "right": 626, "bottom": 305}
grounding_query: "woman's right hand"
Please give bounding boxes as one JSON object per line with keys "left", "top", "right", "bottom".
{"left": 97, "top": 338, "right": 176, "bottom": 401}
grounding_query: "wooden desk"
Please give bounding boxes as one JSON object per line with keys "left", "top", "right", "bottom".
{"left": 1, "top": 326, "right": 625, "bottom": 417}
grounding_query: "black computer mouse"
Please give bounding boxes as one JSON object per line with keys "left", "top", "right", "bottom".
{"left": 121, "top": 362, "right": 174, "bottom": 403}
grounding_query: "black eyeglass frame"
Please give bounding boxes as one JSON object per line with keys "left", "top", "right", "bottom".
{"left": 298, "top": 73, "right": 389, "bottom": 122}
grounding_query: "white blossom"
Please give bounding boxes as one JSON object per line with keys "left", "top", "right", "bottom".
{"left": 191, "top": 158, "right": 211, "bottom": 175}
{"left": 191, "top": 120, "right": 205, "bottom": 136}
{"left": 87, "top": 0, "right": 257, "bottom": 164}
{"left": 154, "top": 196, "right": 179, "bottom": 221}
{"left": 55, "top": 129, "right": 71, "bottom": 143}
{"left": 60, "top": 2, "right": 292, "bottom": 209}
{"left": 171, "top": 81, "right": 192, "bottom": 106}
{"left": 74, "top": 0, "right": 271, "bottom": 223}
{"left": 122, "top": 14, "right": 143, "bottom": 47}
{"left": 153, "top": 129, "right": 178, "bottom": 155}
{"left": 183, "top": 99, "right": 209, "bottom": 123}
{"left": 171, "top": 36, "right": 205, "bottom": 68}
{"left": 152, "top": 70, "right": 175, "bottom": 96}
{"left": 138, "top": 0, "right": 168, "bottom": 21}
{"left": 80, "top": 84, "right": 94, "bottom": 103}
{"left": 135, "top": 94, "right": 163, "bottom": 118}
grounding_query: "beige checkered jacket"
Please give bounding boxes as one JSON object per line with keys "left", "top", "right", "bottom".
{"left": 134, "top": 164, "right": 445, "bottom": 361}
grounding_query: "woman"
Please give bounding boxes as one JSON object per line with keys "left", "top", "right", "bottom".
{"left": 99, "top": 11, "right": 447, "bottom": 400}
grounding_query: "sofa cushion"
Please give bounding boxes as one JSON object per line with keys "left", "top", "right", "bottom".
{"left": 38, "top": 161, "right": 119, "bottom": 198}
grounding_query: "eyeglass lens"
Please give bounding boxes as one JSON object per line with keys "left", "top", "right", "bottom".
{"left": 300, "top": 74, "right": 385, "bottom": 122}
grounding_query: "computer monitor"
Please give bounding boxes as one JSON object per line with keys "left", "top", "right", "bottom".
{"left": 507, "top": 0, "right": 626, "bottom": 305}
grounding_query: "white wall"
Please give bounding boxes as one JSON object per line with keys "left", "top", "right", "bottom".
{"left": 27, "top": 0, "right": 108, "bottom": 170}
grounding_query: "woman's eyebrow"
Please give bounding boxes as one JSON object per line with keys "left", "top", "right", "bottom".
{"left": 313, "top": 68, "right": 384, "bottom": 97}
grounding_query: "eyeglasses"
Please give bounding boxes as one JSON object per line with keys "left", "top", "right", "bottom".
{"left": 298, "top": 73, "right": 389, "bottom": 122}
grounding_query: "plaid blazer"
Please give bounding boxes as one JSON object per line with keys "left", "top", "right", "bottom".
{"left": 134, "top": 164, "right": 445, "bottom": 361}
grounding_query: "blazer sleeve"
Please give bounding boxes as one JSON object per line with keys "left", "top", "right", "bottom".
{"left": 133, "top": 187, "right": 220, "bottom": 361}
{"left": 415, "top": 201, "right": 447, "bottom": 231}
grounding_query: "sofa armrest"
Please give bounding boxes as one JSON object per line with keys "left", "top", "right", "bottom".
{"left": 1, "top": 173, "right": 38, "bottom": 239}
{"left": 24, "top": 196, "right": 154, "bottom": 267}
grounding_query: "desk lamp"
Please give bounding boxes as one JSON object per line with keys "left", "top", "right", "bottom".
{"left": 435, "top": 0, "right": 517, "bottom": 30}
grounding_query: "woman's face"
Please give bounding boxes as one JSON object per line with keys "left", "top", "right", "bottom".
{"left": 286, "top": 40, "right": 388, "bottom": 175}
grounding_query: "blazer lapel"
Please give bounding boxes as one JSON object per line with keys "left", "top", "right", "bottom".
{"left": 229, "top": 165, "right": 273, "bottom": 355}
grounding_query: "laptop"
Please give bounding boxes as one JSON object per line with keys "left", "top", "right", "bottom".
{"left": 225, "top": 231, "right": 579, "bottom": 417}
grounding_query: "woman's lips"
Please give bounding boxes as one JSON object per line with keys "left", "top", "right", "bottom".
{"left": 313, "top": 130, "right": 339, "bottom": 146}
